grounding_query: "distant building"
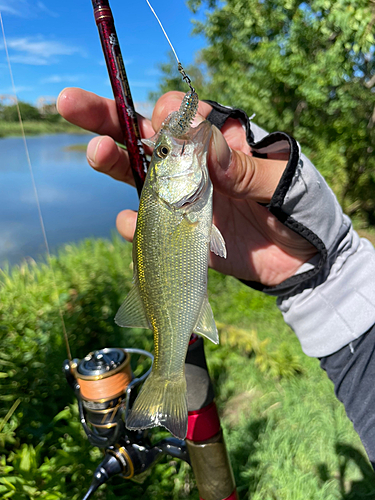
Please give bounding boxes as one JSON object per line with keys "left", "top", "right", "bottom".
{"left": 37, "top": 96, "right": 57, "bottom": 115}
{"left": 0, "top": 95, "right": 17, "bottom": 106}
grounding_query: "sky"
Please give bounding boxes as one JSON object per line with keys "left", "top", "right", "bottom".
{"left": 0, "top": 0, "right": 207, "bottom": 109}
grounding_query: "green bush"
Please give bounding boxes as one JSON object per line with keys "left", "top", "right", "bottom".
{"left": 1, "top": 103, "right": 41, "bottom": 122}
{"left": 1, "top": 237, "right": 373, "bottom": 498}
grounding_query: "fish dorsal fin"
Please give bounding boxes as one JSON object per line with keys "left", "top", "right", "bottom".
{"left": 115, "top": 282, "right": 150, "bottom": 329}
{"left": 210, "top": 224, "right": 227, "bottom": 258}
{"left": 194, "top": 295, "right": 219, "bottom": 344}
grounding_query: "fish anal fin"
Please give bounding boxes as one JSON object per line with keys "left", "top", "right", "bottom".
{"left": 210, "top": 224, "right": 227, "bottom": 258}
{"left": 126, "top": 372, "right": 187, "bottom": 439}
{"left": 114, "top": 282, "right": 150, "bottom": 329}
{"left": 194, "top": 295, "right": 219, "bottom": 344}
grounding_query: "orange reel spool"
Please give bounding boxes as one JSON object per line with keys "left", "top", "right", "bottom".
{"left": 74, "top": 348, "right": 132, "bottom": 430}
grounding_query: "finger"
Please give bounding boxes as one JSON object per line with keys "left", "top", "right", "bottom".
{"left": 116, "top": 209, "right": 137, "bottom": 242}
{"left": 57, "top": 87, "right": 154, "bottom": 141}
{"left": 153, "top": 91, "right": 287, "bottom": 202}
{"left": 87, "top": 136, "right": 135, "bottom": 185}
{"left": 152, "top": 91, "right": 286, "bottom": 201}
{"left": 209, "top": 125, "right": 287, "bottom": 203}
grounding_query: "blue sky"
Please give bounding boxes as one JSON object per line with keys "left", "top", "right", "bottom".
{"left": 0, "top": 0, "right": 206, "bottom": 109}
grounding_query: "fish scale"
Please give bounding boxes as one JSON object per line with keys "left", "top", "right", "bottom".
{"left": 136, "top": 188, "right": 208, "bottom": 374}
{"left": 115, "top": 117, "right": 226, "bottom": 438}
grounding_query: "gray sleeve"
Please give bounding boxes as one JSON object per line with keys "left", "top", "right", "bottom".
{"left": 205, "top": 99, "right": 375, "bottom": 357}
{"left": 246, "top": 137, "right": 375, "bottom": 357}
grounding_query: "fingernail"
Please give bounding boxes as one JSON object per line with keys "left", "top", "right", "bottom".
{"left": 86, "top": 136, "right": 103, "bottom": 167}
{"left": 56, "top": 90, "right": 65, "bottom": 115}
{"left": 212, "top": 125, "right": 231, "bottom": 170}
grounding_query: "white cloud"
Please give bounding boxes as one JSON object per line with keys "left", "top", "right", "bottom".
{"left": 0, "top": 85, "right": 33, "bottom": 93}
{"left": 40, "top": 74, "right": 82, "bottom": 84}
{"left": 36, "top": 1, "right": 58, "bottom": 18}
{"left": 0, "top": 36, "right": 85, "bottom": 65}
{"left": 0, "top": 4, "right": 21, "bottom": 16}
{"left": 8, "top": 55, "right": 49, "bottom": 65}
{"left": 0, "top": 0, "right": 58, "bottom": 18}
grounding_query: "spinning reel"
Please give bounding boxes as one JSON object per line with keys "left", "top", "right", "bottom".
{"left": 63, "top": 347, "right": 189, "bottom": 499}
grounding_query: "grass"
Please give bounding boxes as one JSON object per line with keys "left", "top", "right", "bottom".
{"left": 63, "top": 143, "right": 88, "bottom": 152}
{"left": 0, "top": 119, "right": 87, "bottom": 137}
{"left": 205, "top": 273, "right": 374, "bottom": 499}
{"left": 1, "top": 237, "right": 374, "bottom": 499}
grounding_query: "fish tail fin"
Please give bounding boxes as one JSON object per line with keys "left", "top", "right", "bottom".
{"left": 126, "top": 371, "right": 187, "bottom": 439}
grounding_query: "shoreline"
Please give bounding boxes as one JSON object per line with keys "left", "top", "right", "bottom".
{"left": 0, "top": 119, "right": 89, "bottom": 138}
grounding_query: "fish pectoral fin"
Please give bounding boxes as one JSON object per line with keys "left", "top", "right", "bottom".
{"left": 194, "top": 295, "right": 219, "bottom": 344}
{"left": 210, "top": 224, "right": 227, "bottom": 258}
{"left": 114, "top": 282, "right": 150, "bottom": 329}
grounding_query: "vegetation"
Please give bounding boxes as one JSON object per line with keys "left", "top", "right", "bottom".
{"left": 0, "top": 102, "right": 84, "bottom": 137}
{"left": 153, "top": 0, "right": 375, "bottom": 226}
{"left": 1, "top": 102, "right": 42, "bottom": 122}
{"left": 63, "top": 144, "right": 88, "bottom": 152}
{"left": 1, "top": 1, "right": 375, "bottom": 497}
{"left": 1, "top": 237, "right": 375, "bottom": 499}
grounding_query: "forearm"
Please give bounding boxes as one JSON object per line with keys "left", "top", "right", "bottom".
{"left": 205, "top": 99, "right": 375, "bottom": 358}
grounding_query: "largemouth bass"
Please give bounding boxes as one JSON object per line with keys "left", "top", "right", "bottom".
{"left": 115, "top": 106, "right": 226, "bottom": 439}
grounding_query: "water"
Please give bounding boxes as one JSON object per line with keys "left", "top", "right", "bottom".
{"left": 0, "top": 134, "right": 139, "bottom": 267}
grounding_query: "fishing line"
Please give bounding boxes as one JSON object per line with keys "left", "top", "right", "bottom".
{"left": 0, "top": 11, "right": 72, "bottom": 361}
{"left": 145, "top": 0, "right": 180, "bottom": 64}
{"left": 144, "top": 0, "right": 195, "bottom": 92}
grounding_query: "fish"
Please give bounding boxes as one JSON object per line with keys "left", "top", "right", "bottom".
{"left": 115, "top": 94, "right": 227, "bottom": 439}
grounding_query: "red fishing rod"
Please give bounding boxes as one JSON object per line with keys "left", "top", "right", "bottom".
{"left": 91, "top": 0, "right": 148, "bottom": 195}
{"left": 80, "top": 2, "right": 238, "bottom": 499}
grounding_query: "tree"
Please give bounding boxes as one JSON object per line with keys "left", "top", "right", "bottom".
{"left": 156, "top": 0, "right": 375, "bottom": 224}
{"left": 1, "top": 101, "right": 41, "bottom": 122}
{"left": 149, "top": 52, "right": 208, "bottom": 102}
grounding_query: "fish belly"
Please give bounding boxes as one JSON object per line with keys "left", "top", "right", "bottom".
{"left": 126, "top": 187, "right": 211, "bottom": 438}
{"left": 136, "top": 188, "right": 210, "bottom": 373}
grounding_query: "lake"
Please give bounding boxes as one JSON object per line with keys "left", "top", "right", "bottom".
{"left": 0, "top": 134, "right": 139, "bottom": 267}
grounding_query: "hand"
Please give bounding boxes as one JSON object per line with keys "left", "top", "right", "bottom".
{"left": 57, "top": 88, "right": 316, "bottom": 286}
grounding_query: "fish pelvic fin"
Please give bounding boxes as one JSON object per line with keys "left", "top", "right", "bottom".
{"left": 194, "top": 295, "right": 219, "bottom": 344}
{"left": 126, "top": 371, "right": 187, "bottom": 439}
{"left": 115, "top": 282, "right": 150, "bottom": 329}
{"left": 210, "top": 224, "right": 227, "bottom": 258}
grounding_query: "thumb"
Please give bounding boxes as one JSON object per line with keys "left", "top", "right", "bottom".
{"left": 208, "top": 125, "right": 287, "bottom": 203}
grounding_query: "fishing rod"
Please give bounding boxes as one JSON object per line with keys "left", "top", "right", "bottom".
{"left": 63, "top": 1, "right": 238, "bottom": 499}
{"left": 91, "top": 0, "right": 148, "bottom": 195}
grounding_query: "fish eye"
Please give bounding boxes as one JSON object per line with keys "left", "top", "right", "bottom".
{"left": 155, "top": 144, "right": 170, "bottom": 158}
